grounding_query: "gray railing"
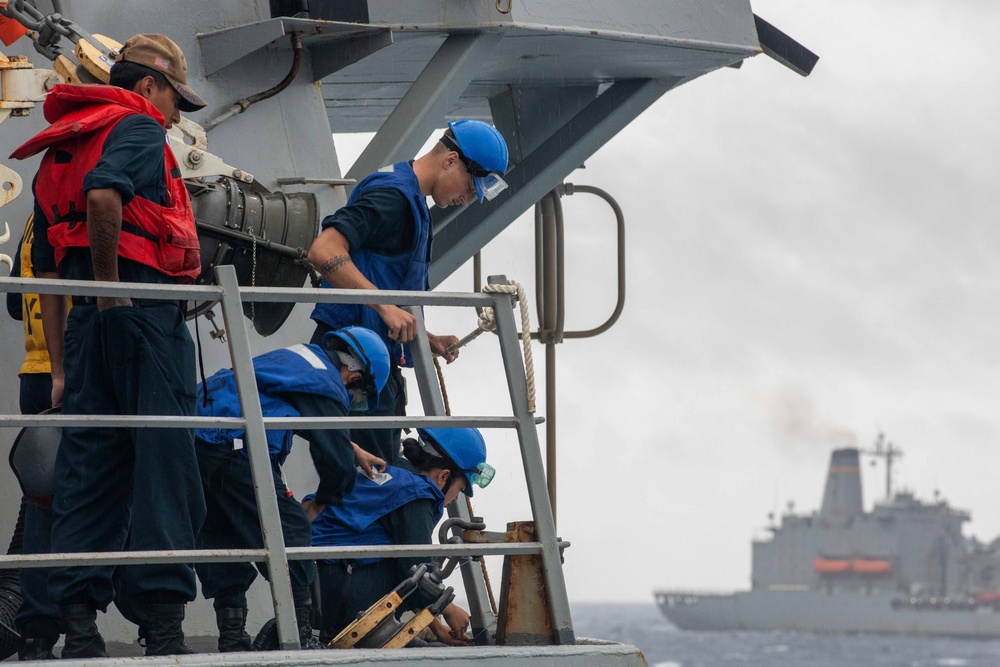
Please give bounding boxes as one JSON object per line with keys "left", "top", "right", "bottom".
{"left": 0, "top": 265, "right": 574, "bottom": 649}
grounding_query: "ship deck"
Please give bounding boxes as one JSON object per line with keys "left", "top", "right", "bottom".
{"left": 18, "top": 641, "right": 648, "bottom": 667}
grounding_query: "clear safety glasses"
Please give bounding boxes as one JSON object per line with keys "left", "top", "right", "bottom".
{"left": 467, "top": 461, "right": 496, "bottom": 489}
{"left": 475, "top": 173, "right": 508, "bottom": 202}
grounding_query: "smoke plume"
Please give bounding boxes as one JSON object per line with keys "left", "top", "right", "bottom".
{"left": 759, "top": 384, "right": 858, "bottom": 450}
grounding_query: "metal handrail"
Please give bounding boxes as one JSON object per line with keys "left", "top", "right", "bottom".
{"left": 0, "top": 543, "right": 549, "bottom": 569}
{"left": 0, "top": 275, "right": 499, "bottom": 306}
{"left": 0, "top": 415, "right": 521, "bottom": 429}
{"left": 0, "top": 266, "right": 575, "bottom": 648}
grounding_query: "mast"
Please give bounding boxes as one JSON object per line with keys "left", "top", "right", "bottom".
{"left": 862, "top": 433, "right": 904, "bottom": 500}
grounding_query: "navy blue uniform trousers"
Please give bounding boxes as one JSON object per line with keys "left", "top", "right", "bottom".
{"left": 194, "top": 443, "right": 314, "bottom": 609}
{"left": 309, "top": 323, "right": 405, "bottom": 465}
{"left": 48, "top": 303, "right": 204, "bottom": 609}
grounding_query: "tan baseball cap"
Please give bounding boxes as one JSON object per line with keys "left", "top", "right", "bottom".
{"left": 114, "top": 34, "right": 206, "bottom": 112}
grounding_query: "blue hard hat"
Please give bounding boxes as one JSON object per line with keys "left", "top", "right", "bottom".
{"left": 418, "top": 427, "right": 494, "bottom": 497}
{"left": 446, "top": 120, "right": 509, "bottom": 203}
{"left": 323, "top": 326, "right": 390, "bottom": 410}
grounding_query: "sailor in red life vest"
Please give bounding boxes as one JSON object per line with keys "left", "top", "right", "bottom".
{"left": 10, "top": 34, "right": 208, "bottom": 658}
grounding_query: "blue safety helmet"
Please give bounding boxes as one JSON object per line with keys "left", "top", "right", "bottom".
{"left": 444, "top": 120, "right": 509, "bottom": 203}
{"left": 418, "top": 427, "right": 494, "bottom": 497}
{"left": 322, "top": 326, "right": 390, "bottom": 411}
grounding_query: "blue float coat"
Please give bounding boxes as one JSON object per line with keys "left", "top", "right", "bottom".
{"left": 196, "top": 343, "right": 352, "bottom": 464}
{"left": 309, "top": 464, "right": 444, "bottom": 565}
{"left": 310, "top": 161, "right": 431, "bottom": 367}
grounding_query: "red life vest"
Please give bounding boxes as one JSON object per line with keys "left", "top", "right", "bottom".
{"left": 10, "top": 84, "right": 200, "bottom": 282}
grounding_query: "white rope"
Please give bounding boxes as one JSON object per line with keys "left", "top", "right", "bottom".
{"left": 448, "top": 280, "right": 536, "bottom": 413}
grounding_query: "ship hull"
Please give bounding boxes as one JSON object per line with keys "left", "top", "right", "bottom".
{"left": 654, "top": 590, "right": 1000, "bottom": 637}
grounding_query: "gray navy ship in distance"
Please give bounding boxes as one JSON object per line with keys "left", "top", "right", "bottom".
{"left": 655, "top": 440, "right": 1000, "bottom": 637}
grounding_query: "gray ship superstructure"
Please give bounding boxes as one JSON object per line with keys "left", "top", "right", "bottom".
{"left": 655, "top": 444, "right": 1000, "bottom": 636}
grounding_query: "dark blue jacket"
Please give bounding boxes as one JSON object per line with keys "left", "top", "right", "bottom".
{"left": 196, "top": 343, "right": 352, "bottom": 464}
{"left": 310, "top": 161, "right": 431, "bottom": 366}
{"left": 309, "top": 464, "right": 444, "bottom": 565}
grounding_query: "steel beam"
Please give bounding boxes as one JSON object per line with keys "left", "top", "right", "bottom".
{"left": 490, "top": 85, "right": 599, "bottom": 164}
{"left": 345, "top": 32, "right": 501, "bottom": 186}
{"left": 429, "top": 77, "right": 679, "bottom": 287}
{"left": 309, "top": 30, "right": 395, "bottom": 80}
{"left": 754, "top": 14, "right": 819, "bottom": 77}
{"left": 197, "top": 17, "right": 391, "bottom": 78}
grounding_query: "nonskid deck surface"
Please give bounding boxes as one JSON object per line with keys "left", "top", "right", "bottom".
{"left": 18, "top": 642, "right": 648, "bottom": 667}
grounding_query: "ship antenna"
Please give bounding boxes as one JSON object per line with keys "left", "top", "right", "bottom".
{"left": 862, "top": 432, "right": 904, "bottom": 500}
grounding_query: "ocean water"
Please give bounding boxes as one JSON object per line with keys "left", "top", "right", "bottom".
{"left": 570, "top": 603, "right": 1000, "bottom": 667}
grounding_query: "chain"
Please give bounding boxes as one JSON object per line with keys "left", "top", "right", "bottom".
{"left": 247, "top": 225, "right": 257, "bottom": 324}
{"left": 295, "top": 249, "right": 324, "bottom": 287}
{"left": 0, "top": 0, "right": 101, "bottom": 61}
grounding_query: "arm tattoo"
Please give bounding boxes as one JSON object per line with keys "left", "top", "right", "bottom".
{"left": 319, "top": 254, "right": 353, "bottom": 279}
{"left": 88, "top": 210, "right": 121, "bottom": 282}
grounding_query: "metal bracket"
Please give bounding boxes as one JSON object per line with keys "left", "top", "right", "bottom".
{"left": 168, "top": 121, "right": 254, "bottom": 183}
{"left": 198, "top": 17, "right": 392, "bottom": 78}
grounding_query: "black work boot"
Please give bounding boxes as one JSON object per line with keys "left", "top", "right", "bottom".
{"left": 19, "top": 637, "right": 58, "bottom": 661}
{"left": 216, "top": 607, "right": 253, "bottom": 653}
{"left": 17, "top": 618, "right": 59, "bottom": 660}
{"left": 60, "top": 604, "right": 107, "bottom": 659}
{"left": 296, "top": 606, "right": 325, "bottom": 650}
{"left": 250, "top": 609, "right": 326, "bottom": 651}
{"left": 142, "top": 603, "right": 194, "bottom": 656}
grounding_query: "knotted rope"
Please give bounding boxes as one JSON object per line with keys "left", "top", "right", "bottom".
{"left": 447, "top": 280, "right": 535, "bottom": 413}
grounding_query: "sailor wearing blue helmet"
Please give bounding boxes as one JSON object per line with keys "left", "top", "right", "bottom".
{"left": 192, "top": 326, "right": 389, "bottom": 652}
{"left": 305, "top": 427, "right": 495, "bottom": 645}
{"left": 440, "top": 120, "right": 510, "bottom": 203}
{"left": 307, "top": 120, "right": 509, "bottom": 466}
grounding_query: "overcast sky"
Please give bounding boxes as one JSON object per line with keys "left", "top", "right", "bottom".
{"left": 327, "top": 0, "right": 1000, "bottom": 603}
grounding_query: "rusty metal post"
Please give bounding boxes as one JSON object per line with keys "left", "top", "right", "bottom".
{"left": 494, "top": 522, "right": 555, "bottom": 645}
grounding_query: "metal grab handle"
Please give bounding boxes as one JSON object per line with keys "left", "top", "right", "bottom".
{"left": 560, "top": 183, "right": 626, "bottom": 339}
